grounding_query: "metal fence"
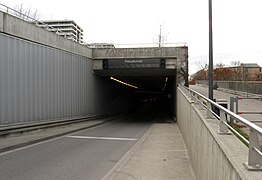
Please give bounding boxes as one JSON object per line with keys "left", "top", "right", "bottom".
{"left": 180, "top": 85, "right": 262, "bottom": 171}
{"left": 196, "top": 80, "right": 262, "bottom": 95}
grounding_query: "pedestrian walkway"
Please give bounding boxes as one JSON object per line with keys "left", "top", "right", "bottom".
{"left": 102, "top": 123, "right": 196, "bottom": 180}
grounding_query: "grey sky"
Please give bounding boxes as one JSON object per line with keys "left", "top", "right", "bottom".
{"left": 1, "top": 0, "right": 262, "bottom": 74}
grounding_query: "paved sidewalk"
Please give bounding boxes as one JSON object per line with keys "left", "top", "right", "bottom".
{"left": 103, "top": 123, "right": 196, "bottom": 180}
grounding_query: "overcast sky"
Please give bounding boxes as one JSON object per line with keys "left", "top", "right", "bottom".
{"left": 1, "top": 0, "right": 262, "bottom": 74}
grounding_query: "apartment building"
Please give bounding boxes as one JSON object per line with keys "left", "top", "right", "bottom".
{"left": 39, "top": 20, "right": 83, "bottom": 43}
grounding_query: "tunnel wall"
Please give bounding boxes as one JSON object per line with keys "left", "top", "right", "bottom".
{"left": 0, "top": 32, "right": 131, "bottom": 125}
{"left": 176, "top": 86, "right": 260, "bottom": 180}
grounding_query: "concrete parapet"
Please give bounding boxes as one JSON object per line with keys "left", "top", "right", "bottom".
{"left": 0, "top": 11, "right": 92, "bottom": 58}
{"left": 93, "top": 47, "right": 187, "bottom": 59}
{"left": 177, "top": 87, "right": 262, "bottom": 180}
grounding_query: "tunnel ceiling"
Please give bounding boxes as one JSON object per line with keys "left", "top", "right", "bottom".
{"left": 94, "top": 62, "right": 177, "bottom": 93}
{"left": 109, "top": 74, "right": 176, "bottom": 93}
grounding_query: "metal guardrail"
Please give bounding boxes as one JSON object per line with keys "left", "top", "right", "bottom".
{"left": 229, "top": 96, "right": 262, "bottom": 123}
{"left": 219, "top": 87, "right": 262, "bottom": 98}
{"left": 235, "top": 96, "right": 262, "bottom": 115}
{"left": 0, "top": 3, "right": 80, "bottom": 43}
{"left": 180, "top": 85, "right": 262, "bottom": 171}
{"left": 196, "top": 80, "right": 262, "bottom": 95}
{"left": 0, "top": 114, "right": 126, "bottom": 138}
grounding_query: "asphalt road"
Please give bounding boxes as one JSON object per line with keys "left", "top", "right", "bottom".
{"left": 0, "top": 112, "right": 157, "bottom": 180}
{"left": 189, "top": 85, "right": 262, "bottom": 124}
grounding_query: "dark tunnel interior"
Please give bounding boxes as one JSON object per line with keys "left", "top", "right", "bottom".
{"left": 100, "top": 74, "right": 177, "bottom": 120}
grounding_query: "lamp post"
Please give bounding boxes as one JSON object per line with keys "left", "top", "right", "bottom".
{"left": 208, "top": 0, "right": 214, "bottom": 100}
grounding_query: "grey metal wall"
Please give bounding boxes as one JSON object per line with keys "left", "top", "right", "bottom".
{"left": 0, "top": 33, "right": 131, "bottom": 125}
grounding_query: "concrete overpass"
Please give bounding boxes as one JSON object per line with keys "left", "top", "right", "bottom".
{"left": 92, "top": 46, "right": 188, "bottom": 117}
{"left": 0, "top": 7, "right": 262, "bottom": 179}
{"left": 93, "top": 47, "right": 184, "bottom": 88}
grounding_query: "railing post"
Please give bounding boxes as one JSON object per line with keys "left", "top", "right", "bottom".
{"left": 190, "top": 92, "right": 194, "bottom": 102}
{"left": 199, "top": 99, "right": 205, "bottom": 110}
{"left": 206, "top": 101, "right": 213, "bottom": 118}
{"left": 236, "top": 96, "right": 239, "bottom": 115}
{"left": 184, "top": 88, "right": 191, "bottom": 98}
{"left": 218, "top": 111, "right": 230, "bottom": 134}
{"left": 244, "top": 129, "right": 262, "bottom": 170}
{"left": 194, "top": 95, "right": 199, "bottom": 107}
{"left": 230, "top": 97, "right": 235, "bottom": 124}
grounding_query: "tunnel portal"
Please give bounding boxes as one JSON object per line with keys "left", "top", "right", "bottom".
{"left": 92, "top": 47, "right": 188, "bottom": 116}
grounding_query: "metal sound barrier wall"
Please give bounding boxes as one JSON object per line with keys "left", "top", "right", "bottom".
{"left": 0, "top": 33, "right": 130, "bottom": 125}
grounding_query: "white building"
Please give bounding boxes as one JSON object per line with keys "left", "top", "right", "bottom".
{"left": 39, "top": 20, "right": 83, "bottom": 44}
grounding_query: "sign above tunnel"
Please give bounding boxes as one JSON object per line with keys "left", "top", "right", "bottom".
{"left": 92, "top": 47, "right": 188, "bottom": 77}
{"left": 105, "top": 59, "right": 164, "bottom": 69}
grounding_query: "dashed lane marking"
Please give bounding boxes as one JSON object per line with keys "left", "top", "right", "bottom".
{"left": 66, "top": 135, "right": 138, "bottom": 141}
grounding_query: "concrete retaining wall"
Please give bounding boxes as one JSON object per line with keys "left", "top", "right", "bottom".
{"left": 176, "top": 87, "right": 262, "bottom": 180}
{"left": 0, "top": 11, "right": 92, "bottom": 58}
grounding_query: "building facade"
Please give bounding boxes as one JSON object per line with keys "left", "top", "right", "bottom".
{"left": 39, "top": 20, "right": 83, "bottom": 43}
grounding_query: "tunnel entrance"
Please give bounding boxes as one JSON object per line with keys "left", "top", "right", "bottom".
{"left": 92, "top": 47, "right": 188, "bottom": 118}
{"left": 112, "top": 75, "right": 176, "bottom": 116}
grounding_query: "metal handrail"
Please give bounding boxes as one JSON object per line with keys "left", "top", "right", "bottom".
{"left": 182, "top": 85, "right": 262, "bottom": 136}
{"left": 179, "top": 85, "right": 262, "bottom": 171}
{"left": 193, "top": 94, "right": 250, "bottom": 145}
{"left": 0, "top": 3, "right": 80, "bottom": 43}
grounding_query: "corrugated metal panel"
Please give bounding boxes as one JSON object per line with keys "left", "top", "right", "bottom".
{"left": 0, "top": 33, "right": 99, "bottom": 125}
{"left": 0, "top": 33, "right": 133, "bottom": 125}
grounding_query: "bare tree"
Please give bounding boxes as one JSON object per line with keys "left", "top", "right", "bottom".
{"left": 230, "top": 61, "right": 241, "bottom": 67}
{"left": 14, "top": 3, "right": 40, "bottom": 21}
{"left": 195, "top": 58, "right": 208, "bottom": 71}
{"left": 215, "top": 62, "right": 225, "bottom": 68}
{"left": 154, "top": 24, "right": 168, "bottom": 47}
{"left": 230, "top": 61, "right": 242, "bottom": 80}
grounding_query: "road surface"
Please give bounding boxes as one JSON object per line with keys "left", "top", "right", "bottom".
{"left": 0, "top": 113, "right": 156, "bottom": 180}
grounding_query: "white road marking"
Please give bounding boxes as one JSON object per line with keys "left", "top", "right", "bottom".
{"left": 66, "top": 135, "right": 138, "bottom": 141}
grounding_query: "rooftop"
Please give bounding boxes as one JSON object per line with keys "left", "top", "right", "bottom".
{"left": 241, "top": 63, "right": 260, "bottom": 68}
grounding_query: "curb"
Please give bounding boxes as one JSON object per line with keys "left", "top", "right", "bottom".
{"left": 101, "top": 123, "right": 153, "bottom": 180}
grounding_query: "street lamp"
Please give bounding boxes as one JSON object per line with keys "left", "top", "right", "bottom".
{"left": 208, "top": 0, "right": 214, "bottom": 100}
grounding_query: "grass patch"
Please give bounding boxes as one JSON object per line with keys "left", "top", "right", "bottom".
{"left": 232, "top": 125, "right": 249, "bottom": 147}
